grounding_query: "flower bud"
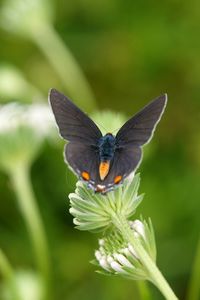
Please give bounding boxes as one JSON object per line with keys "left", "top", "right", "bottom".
{"left": 94, "top": 219, "right": 156, "bottom": 281}
{"left": 69, "top": 174, "right": 144, "bottom": 232}
{"left": 0, "top": 103, "right": 54, "bottom": 173}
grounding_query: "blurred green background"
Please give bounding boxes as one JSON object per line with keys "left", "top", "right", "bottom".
{"left": 0, "top": 0, "right": 200, "bottom": 299}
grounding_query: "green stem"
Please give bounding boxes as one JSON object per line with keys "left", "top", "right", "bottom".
{"left": 0, "top": 249, "right": 22, "bottom": 300}
{"left": 31, "top": 23, "right": 96, "bottom": 112}
{"left": 186, "top": 237, "right": 200, "bottom": 300}
{"left": 112, "top": 214, "right": 179, "bottom": 300}
{"left": 10, "top": 163, "right": 51, "bottom": 300}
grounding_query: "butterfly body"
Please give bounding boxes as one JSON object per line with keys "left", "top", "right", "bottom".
{"left": 49, "top": 89, "right": 167, "bottom": 193}
{"left": 98, "top": 133, "right": 116, "bottom": 161}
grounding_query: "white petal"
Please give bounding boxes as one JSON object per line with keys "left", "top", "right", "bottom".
{"left": 99, "top": 257, "right": 111, "bottom": 271}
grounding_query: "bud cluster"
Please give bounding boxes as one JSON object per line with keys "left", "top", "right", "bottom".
{"left": 69, "top": 174, "right": 143, "bottom": 232}
{"left": 94, "top": 219, "right": 156, "bottom": 280}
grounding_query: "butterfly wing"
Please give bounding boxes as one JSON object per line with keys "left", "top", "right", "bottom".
{"left": 102, "top": 147, "right": 142, "bottom": 189}
{"left": 65, "top": 142, "right": 100, "bottom": 185}
{"left": 100, "top": 94, "right": 167, "bottom": 192}
{"left": 116, "top": 94, "right": 167, "bottom": 147}
{"left": 49, "top": 88, "right": 102, "bottom": 144}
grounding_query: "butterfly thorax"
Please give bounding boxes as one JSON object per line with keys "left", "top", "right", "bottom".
{"left": 98, "top": 133, "right": 116, "bottom": 161}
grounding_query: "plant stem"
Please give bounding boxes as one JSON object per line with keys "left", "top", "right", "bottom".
{"left": 10, "top": 163, "right": 51, "bottom": 300}
{"left": 0, "top": 249, "right": 22, "bottom": 300}
{"left": 31, "top": 23, "right": 96, "bottom": 112}
{"left": 186, "top": 237, "right": 200, "bottom": 300}
{"left": 112, "top": 214, "right": 179, "bottom": 300}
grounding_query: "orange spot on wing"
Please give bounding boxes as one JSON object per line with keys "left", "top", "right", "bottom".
{"left": 99, "top": 161, "right": 110, "bottom": 180}
{"left": 114, "top": 175, "right": 122, "bottom": 184}
{"left": 81, "top": 171, "right": 90, "bottom": 181}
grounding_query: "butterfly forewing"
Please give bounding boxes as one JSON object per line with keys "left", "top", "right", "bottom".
{"left": 49, "top": 89, "right": 102, "bottom": 144}
{"left": 116, "top": 94, "right": 167, "bottom": 146}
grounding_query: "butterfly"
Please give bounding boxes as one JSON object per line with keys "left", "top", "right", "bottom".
{"left": 49, "top": 89, "right": 167, "bottom": 193}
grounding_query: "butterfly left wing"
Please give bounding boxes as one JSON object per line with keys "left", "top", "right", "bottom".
{"left": 49, "top": 88, "right": 102, "bottom": 145}
{"left": 65, "top": 142, "right": 100, "bottom": 185}
{"left": 49, "top": 88, "right": 104, "bottom": 186}
{"left": 116, "top": 94, "right": 167, "bottom": 147}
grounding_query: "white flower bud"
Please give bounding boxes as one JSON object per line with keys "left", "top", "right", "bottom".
{"left": 99, "top": 239, "right": 105, "bottom": 246}
{"left": 0, "top": 102, "right": 55, "bottom": 173}
{"left": 110, "top": 261, "right": 125, "bottom": 273}
{"left": 130, "top": 220, "right": 146, "bottom": 240}
{"left": 113, "top": 253, "right": 133, "bottom": 268}
{"left": 95, "top": 250, "right": 102, "bottom": 261}
{"left": 121, "top": 247, "right": 131, "bottom": 256}
{"left": 107, "top": 255, "right": 114, "bottom": 264}
{"left": 99, "top": 246, "right": 106, "bottom": 254}
{"left": 128, "top": 244, "right": 139, "bottom": 259}
{"left": 93, "top": 218, "right": 156, "bottom": 280}
{"left": 99, "top": 257, "right": 111, "bottom": 271}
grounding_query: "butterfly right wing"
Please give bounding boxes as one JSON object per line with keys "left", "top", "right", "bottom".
{"left": 101, "top": 147, "right": 142, "bottom": 189}
{"left": 49, "top": 88, "right": 102, "bottom": 144}
{"left": 116, "top": 94, "right": 167, "bottom": 147}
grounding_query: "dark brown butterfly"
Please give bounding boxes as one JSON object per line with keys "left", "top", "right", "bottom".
{"left": 49, "top": 89, "right": 167, "bottom": 193}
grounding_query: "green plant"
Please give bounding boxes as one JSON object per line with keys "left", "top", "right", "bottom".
{"left": 69, "top": 174, "right": 179, "bottom": 300}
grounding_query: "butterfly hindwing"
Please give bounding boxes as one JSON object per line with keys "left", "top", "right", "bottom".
{"left": 49, "top": 89, "right": 102, "bottom": 144}
{"left": 65, "top": 142, "right": 142, "bottom": 191}
{"left": 102, "top": 147, "right": 142, "bottom": 187}
{"left": 116, "top": 94, "right": 167, "bottom": 147}
{"left": 65, "top": 142, "right": 100, "bottom": 185}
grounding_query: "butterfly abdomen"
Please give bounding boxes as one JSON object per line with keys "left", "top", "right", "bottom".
{"left": 98, "top": 134, "right": 116, "bottom": 181}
